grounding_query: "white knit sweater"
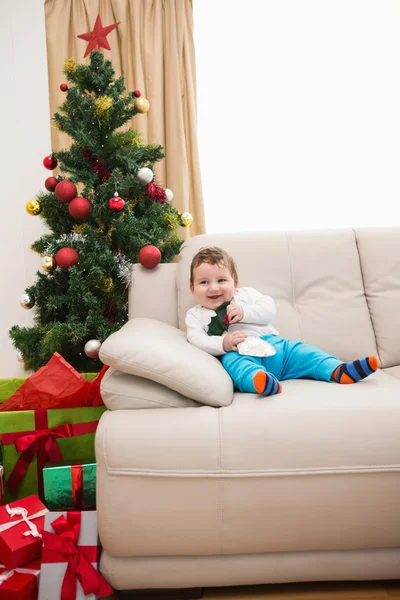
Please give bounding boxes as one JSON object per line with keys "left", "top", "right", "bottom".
{"left": 185, "top": 286, "right": 279, "bottom": 356}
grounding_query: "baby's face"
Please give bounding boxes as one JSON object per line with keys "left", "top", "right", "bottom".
{"left": 191, "top": 262, "right": 238, "bottom": 310}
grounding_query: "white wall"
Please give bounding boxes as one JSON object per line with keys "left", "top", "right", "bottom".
{"left": 0, "top": 0, "right": 50, "bottom": 376}
{"left": 194, "top": 0, "right": 400, "bottom": 233}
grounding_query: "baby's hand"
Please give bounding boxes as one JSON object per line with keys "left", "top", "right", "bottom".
{"left": 226, "top": 304, "right": 244, "bottom": 324}
{"left": 223, "top": 332, "right": 247, "bottom": 352}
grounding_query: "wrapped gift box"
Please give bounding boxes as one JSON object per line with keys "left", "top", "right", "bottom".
{"left": 0, "top": 355, "right": 108, "bottom": 503}
{"left": 0, "top": 558, "right": 40, "bottom": 600}
{"left": 0, "top": 496, "right": 47, "bottom": 570}
{"left": 39, "top": 511, "right": 112, "bottom": 600}
{"left": 0, "top": 467, "right": 3, "bottom": 507}
{"left": 0, "top": 407, "right": 105, "bottom": 504}
{"left": 43, "top": 460, "right": 96, "bottom": 511}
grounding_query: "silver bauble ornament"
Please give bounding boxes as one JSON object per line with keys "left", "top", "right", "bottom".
{"left": 20, "top": 293, "right": 34, "bottom": 310}
{"left": 136, "top": 167, "right": 154, "bottom": 184}
{"left": 17, "top": 350, "right": 24, "bottom": 363}
{"left": 165, "top": 188, "right": 174, "bottom": 202}
{"left": 84, "top": 339, "right": 102, "bottom": 358}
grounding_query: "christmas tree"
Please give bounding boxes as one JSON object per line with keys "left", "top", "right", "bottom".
{"left": 10, "top": 18, "right": 191, "bottom": 373}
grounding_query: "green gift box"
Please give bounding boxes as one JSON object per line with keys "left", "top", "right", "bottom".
{"left": 43, "top": 458, "right": 96, "bottom": 510}
{"left": 0, "top": 374, "right": 106, "bottom": 504}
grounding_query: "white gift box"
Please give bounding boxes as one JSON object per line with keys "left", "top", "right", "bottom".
{"left": 38, "top": 510, "right": 107, "bottom": 600}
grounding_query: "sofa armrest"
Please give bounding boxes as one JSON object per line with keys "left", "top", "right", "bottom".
{"left": 99, "top": 318, "right": 233, "bottom": 408}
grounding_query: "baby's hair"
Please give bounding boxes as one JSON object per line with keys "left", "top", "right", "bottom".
{"left": 190, "top": 246, "right": 238, "bottom": 285}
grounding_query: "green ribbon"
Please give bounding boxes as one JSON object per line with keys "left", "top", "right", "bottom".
{"left": 206, "top": 301, "right": 231, "bottom": 336}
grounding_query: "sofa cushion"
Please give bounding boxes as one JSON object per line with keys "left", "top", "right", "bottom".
{"left": 99, "top": 318, "right": 234, "bottom": 408}
{"left": 100, "top": 367, "right": 200, "bottom": 410}
{"left": 355, "top": 227, "right": 400, "bottom": 368}
{"left": 176, "top": 229, "right": 378, "bottom": 362}
{"left": 96, "top": 370, "right": 400, "bottom": 558}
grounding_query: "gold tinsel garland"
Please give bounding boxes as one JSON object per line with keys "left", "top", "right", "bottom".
{"left": 95, "top": 220, "right": 106, "bottom": 233}
{"left": 102, "top": 278, "right": 114, "bottom": 293}
{"left": 163, "top": 212, "right": 180, "bottom": 230}
{"left": 63, "top": 58, "right": 77, "bottom": 77}
{"left": 106, "top": 226, "right": 116, "bottom": 245}
{"left": 95, "top": 96, "right": 113, "bottom": 118}
{"left": 73, "top": 224, "right": 90, "bottom": 235}
{"left": 131, "top": 131, "right": 143, "bottom": 147}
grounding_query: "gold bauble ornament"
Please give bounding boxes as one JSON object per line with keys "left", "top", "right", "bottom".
{"left": 41, "top": 255, "right": 56, "bottom": 272}
{"left": 17, "top": 350, "right": 24, "bottom": 363}
{"left": 180, "top": 212, "right": 193, "bottom": 227}
{"left": 26, "top": 200, "right": 42, "bottom": 216}
{"left": 63, "top": 58, "right": 77, "bottom": 76}
{"left": 95, "top": 96, "right": 113, "bottom": 118}
{"left": 135, "top": 97, "right": 150, "bottom": 114}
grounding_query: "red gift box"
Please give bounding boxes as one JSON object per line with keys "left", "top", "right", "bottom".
{"left": 0, "top": 496, "right": 47, "bottom": 570}
{"left": 0, "top": 558, "right": 40, "bottom": 600}
{"left": 0, "top": 468, "right": 3, "bottom": 507}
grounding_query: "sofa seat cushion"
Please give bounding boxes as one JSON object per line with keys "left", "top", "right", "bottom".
{"left": 100, "top": 367, "right": 200, "bottom": 410}
{"left": 96, "top": 370, "right": 400, "bottom": 558}
{"left": 99, "top": 317, "right": 233, "bottom": 408}
{"left": 383, "top": 365, "right": 400, "bottom": 380}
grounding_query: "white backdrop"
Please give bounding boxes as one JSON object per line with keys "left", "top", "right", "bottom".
{"left": 0, "top": 0, "right": 50, "bottom": 376}
{"left": 194, "top": 0, "right": 400, "bottom": 233}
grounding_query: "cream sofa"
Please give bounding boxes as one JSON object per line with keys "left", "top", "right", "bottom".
{"left": 96, "top": 228, "right": 400, "bottom": 593}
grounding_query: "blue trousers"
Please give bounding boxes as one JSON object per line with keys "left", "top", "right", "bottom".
{"left": 221, "top": 334, "right": 343, "bottom": 393}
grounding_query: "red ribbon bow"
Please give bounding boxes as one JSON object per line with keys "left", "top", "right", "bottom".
{"left": 6, "top": 424, "right": 71, "bottom": 495}
{"left": 42, "top": 512, "right": 113, "bottom": 600}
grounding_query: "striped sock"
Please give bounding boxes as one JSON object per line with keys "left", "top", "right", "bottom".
{"left": 332, "top": 356, "right": 379, "bottom": 384}
{"left": 253, "top": 371, "right": 282, "bottom": 396}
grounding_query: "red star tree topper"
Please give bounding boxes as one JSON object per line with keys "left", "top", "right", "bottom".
{"left": 77, "top": 15, "right": 120, "bottom": 58}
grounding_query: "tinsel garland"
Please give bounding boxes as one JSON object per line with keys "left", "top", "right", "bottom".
{"left": 44, "top": 233, "right": 85, "bottom": 255}
{"left": 81, "top": 148, "right": 111, "bottom": 182}
{"left": 146, "top": 182, "right": 167, "bottom": 204}
{"left": 95, "top": 95, "right": 113, "bottom": 118}
{"left": 113, "top": 252, "right": 133, "bottom": 287}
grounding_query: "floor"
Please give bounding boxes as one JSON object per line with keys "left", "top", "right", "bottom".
{"left": 202, "top": 581, "right": 400, "bottom": 598}
{"left": 108, "top": 580, "right": 400, "bottom": 599}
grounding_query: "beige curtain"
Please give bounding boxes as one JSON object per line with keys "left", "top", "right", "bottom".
{"left": 44, "top": 0, "right": 205, "bottom": 237}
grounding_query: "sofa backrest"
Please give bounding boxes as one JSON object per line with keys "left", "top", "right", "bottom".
{"left": 128, "top": 227, "right": 400, "bottom": 366}
{"left": 355, "top": 227, "right": 400, "bottom": 368}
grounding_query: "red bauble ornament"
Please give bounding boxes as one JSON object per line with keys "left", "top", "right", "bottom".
{"left": 55, "top": 180, "right": 77, "bottom": 203}
{"left": 133, "top": 90, "right": 141, "bottom": 98}
{"left": 108, "top": 194, "right": 125, "bottom": 212}
{"left": 45, "top": 177, "right": 58, "bottom": 192}
{"left": 69, "top": 197, "right": 91, "bottom": 220}
{"left": 146, "top": 182, "right": 167, "bottom": 204}
{"left": 60, "top": 83, "right": 68, "bottom": 92}
{"left": 55, "top": 247, "right": 80, "bottom": 271}
{"left": 138, "top": 245, "right": 161, "bottom": 269}
{"left": 43, "top": 154, "right": 57, "bottom": 170}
